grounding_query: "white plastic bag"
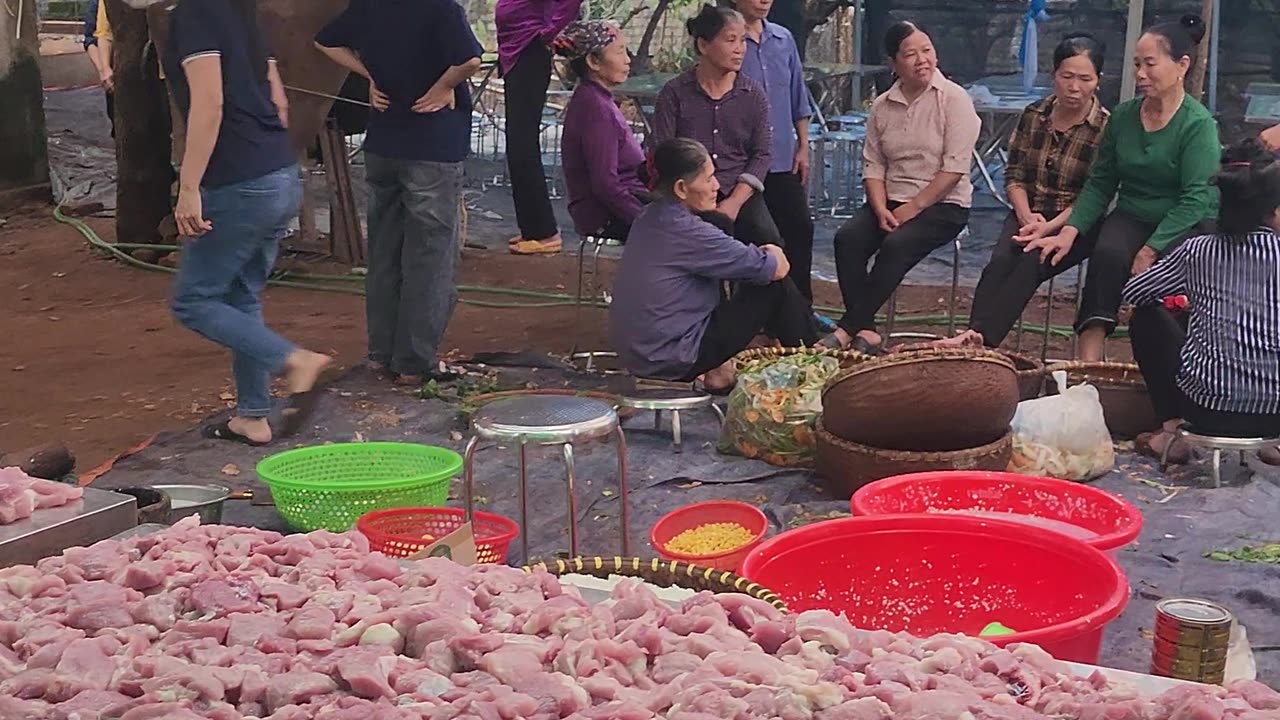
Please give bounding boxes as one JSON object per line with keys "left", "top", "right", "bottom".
{"left": 1008, "top": 371, "right": 1115, "bottom": 481}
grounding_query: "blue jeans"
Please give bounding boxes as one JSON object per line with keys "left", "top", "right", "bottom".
{"left": 172, "top": 165, "right": 301, "bottom": 418}
{"left": 364, "top": 153, "right": 463, "bottom": 375}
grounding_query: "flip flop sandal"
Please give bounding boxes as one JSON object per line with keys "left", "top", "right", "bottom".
{"left": 279, "top": 385, "right": 325, "bottom": 438}
{"left": 815, "top": 333, "right": 849, "bottom": 350}
{"left": 425, "top": 362, "right": 468, "bottom": 382}
{"left": 851, "top": 336, "right": 884, "bottom": 356}
{"left": 510, "top": 239, "right": 562, "bottom": 255}
{"left": 202, "top": 420, "right": 269, "bottom": 447}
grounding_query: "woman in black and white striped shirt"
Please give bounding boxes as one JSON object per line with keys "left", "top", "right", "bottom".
{"left": 1123, "top": 139, "right": 1280, "bottom": 463}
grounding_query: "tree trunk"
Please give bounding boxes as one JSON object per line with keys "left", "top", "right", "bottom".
{"left": 633, "top": 0, "right": 674, "bottom": 75}
{"left": 105, "top": 0, "right": 174, "bottom": 249}
{"left": 1188, "top": 0, "right": 1213, "bottom": 100}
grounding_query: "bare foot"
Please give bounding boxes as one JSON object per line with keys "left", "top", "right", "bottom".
{"left": 856, "top": 330, "right": 882, "bottom": 347}
{"left": 227, "top": 416, "right": 272, "bottom": 444}
{"left": 935, "top": 330, "right": 983, "bottom": 348}
{"left": 284, "top": 350, "right": 332, "bottom": 394}
{"left": 817, "top": 327, "right": 854, "bottom": 349}
{"left": 1259, "top": 446, "right": 1280, "bottom": 466}
{"left": 704, "top": 361, "right": 736, "bottom": 392}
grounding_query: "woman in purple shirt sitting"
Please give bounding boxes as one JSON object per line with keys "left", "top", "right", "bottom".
{"left": 556, "top": 20, "right": 648, "bottom": 240}
{"left": 610, "top": 138, "right": 817, "bottom": 392}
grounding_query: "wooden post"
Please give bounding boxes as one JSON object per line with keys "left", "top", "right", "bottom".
{"left": 1187, "top": 0, "right": 1214, "bottom": 100}
{"left": 317, "top": 118, "right": 365, "bottom": 265}
{"left": 1119, "top": 0, "right": 1145, "bottom": 102}
{"left": 106, "top": 0, "right": 174, "bottom": 250}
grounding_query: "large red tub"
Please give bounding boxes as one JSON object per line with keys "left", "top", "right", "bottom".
{"left": 851, "top": 470, "right": 1143, "bottom": 554}
{"left": 739, "top": 514, "right": 1130, "bottom": 664}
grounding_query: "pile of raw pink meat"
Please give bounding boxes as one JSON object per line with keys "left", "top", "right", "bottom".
{"left": 0, "top": 519, "right": 1275, "bottom": 720}
{"left": 0, "top": 466, "right": 83, "bottom": 524}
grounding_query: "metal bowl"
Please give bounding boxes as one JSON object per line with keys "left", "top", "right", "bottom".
{"left": 152, "top": 484, "right": 231, "bottom": 525}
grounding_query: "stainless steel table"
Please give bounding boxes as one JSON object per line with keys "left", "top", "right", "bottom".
{"left": 0, "top": 487, "right": 137, "bottom": 567}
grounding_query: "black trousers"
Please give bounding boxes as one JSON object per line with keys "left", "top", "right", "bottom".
{"left": 764, "top": 171, "right": 815, "bottom": 301}
{"left": 731, "top": 192, "right": 784, "bottom": 248}
{"left": 503, "top": 43, "right": 558, "bottom": 240}
{"left": 680, "top": 279, "right": 818, "bottom": 381}
{"left": 1130, "top": 305, "right": 1280, "bottom": 436}
{"left": 969, "top": 211, "right": 1098, "bottom": 347}
{"left": 832, "top": 202, "right": 969, "bottom": 334}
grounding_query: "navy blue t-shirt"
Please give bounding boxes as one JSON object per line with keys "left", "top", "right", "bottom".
{"left": 316, "top": 0, "right": 483, "bottom": 163}
{"left": 162, "top": 0, "right": 294, "bottom": 188}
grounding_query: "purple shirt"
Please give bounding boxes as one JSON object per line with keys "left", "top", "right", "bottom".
{"left": 562, "top": 79, "right": 647, "bottom": 235}
{"left": 650, "top": 70, "right": 772, "bottom": 192}
{"left": 610, "top": 199, "right": 778, "bottom": 379}
{"left": 740, "top": 21, "right": 810, "bottom": 174}
{"left": 494, "top": 0, "right": 582, "bottom": 75}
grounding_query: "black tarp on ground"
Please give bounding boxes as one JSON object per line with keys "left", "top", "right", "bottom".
{"left": 94, "top": 362, "right": 1280, "bottom": 680}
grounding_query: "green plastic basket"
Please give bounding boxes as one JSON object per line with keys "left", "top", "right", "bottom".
{"left": 256, "top": 443, "right": 462, "bottom": 532}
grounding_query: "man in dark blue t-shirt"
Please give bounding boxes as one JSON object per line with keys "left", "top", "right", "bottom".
{"left": 316, "top": 0, "right": 483, "bottom": 385}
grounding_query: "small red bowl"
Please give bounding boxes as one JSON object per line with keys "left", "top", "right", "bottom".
{"left": 650, "top": 501, "right": 769, "bottom": 573}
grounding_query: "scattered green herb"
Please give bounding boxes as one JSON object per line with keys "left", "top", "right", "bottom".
{"left": 1204, "top": 543, "right": 1280, "bottom": 564}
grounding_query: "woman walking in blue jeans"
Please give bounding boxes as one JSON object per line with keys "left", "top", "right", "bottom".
{"left": 150, "top": 0, "right": 330, "bottom": 445}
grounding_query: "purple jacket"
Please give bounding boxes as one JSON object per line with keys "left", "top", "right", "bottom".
{"left": 562, "top": 79, "right": 647, "bottom": 235}
{"left": 610, "top": 199, "right": 777, "bottom": 379}
{"left": 494, "top": 0, "right": 582, "bottom": 75}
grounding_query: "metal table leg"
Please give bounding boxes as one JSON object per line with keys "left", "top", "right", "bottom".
{"left": 518, "top": 438, "right": 530, "bottom": 563}
{"left": 562, "top": 443, "right": 579, "bottom": 557}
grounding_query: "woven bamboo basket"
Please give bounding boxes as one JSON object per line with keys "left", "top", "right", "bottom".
{"left": 821, "top": 348, "right": 1019, "bottom": 451}
{"left": 525, "top": 556, "right": 788, "bottom": 611}
{"left": 997, "top": 349, "right": 1047, "bottom": 401}
{"left": 733, "top": 346, "right": 867, "bottom": 370}
{"left": 1044, "top": 361, "right": 1157, "bottom": 439}
{"left": 814, "top": 420, "right": 1014, "bottom": 499}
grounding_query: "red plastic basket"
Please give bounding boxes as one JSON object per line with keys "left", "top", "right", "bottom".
{"left": 356, "top": 507, "right": 520, "bottom": 563}
{"left": 740, "top": 514, "right": 1129, "bottom": 664}
{"left": 650, "top": 501, "right": 769, "bottom": 573}
{"left": 850, "top": 470, "right": 1144, "bottom": 555}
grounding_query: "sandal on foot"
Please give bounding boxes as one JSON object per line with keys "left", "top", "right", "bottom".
{"left": 279, "top": 385, "right": 325, "bottom": 438}
{"left": 202, "top": 420, "right": 270, "bottom": 447}
{"left": 425, "top": 362, "right": 467, "bottom": 382}
{"left": 510, "top": 238, "right": 562, "bottom": 255}
{"left": 815, "top": 333, "right": 849, "bottom": 350}
{"left": 850, "top": 336, "right": 884, "bottom": 356}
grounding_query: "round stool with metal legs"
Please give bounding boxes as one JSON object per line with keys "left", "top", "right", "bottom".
{"left": 462, "top": 395, "right": 629, "bottom": 562}
{"left": 617, "top": 387, "right": 725, "bottom": 453}
{"left": 570, "top": 234, "right": 622, "bottom": 371}
{"left": 1160, "top": 424, "right": 1280, "bottom": 489}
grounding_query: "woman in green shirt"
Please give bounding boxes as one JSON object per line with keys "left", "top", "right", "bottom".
{"left": 1024, "top": 14, "right": 1219, "bottom": 361}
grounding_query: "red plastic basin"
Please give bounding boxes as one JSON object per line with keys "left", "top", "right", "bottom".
{"left": 851, "top": 470, "right": 1143, "bottom": 554}
{"left": 651, "top": 500, "right": 769, "bottom": 573}
{"left": 740, "top": 514, "right": 1129, "bottom": 663}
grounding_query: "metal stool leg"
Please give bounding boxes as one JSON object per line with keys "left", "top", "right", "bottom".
{"left": 572, "top": 237, "right": 590, "bottom": 356}
{"left": 1072, "top": 263, "right": 1085, "bottom": 358}
{"left": 1041, "top": 276, "right": 1056, "bottom": 364}
{"left": 614, "top": 426, "right": 630, "bottom": 556}
{"left": 885, "top": 291, "right": 898, "bottom": 339}
{"left": 711, "top": 403, "right": 725, "bottom": 425}
{"left": 463, "top": 436, "right": 480, "bottom": 522}
{"left": 517, "top": 438, "right": 530, "bottom": 563}
{"left": 671, "top": 410, "right": 683, "bottom": 453}
{"left": 948, "top": 237, "right": 961, "bottom": 336}
{"left": 592, "top": 240, "right": 606, "bottom": 301}
{"left": 562, "top": 443, "right": 579, "bottom": 557}
{"left": 1211, "top": 448, "right": 1222, "bottom": 489}
{"left": 1159, "top": 433, "right": 1172, "bottom": 471}
{"left": 653, "top": 409, "right": 662, "bottom": 431}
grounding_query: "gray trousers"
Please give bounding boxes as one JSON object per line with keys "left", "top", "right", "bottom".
{"left": 364, "top": 153, "right": 463, "bottom": 375}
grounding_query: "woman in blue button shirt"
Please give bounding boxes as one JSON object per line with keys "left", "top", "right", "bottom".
{"left": 139, "top": 0, "right": 331, "bottom": 444}
{"left": 733, "top": 0, "right": 814, "bottom": 301}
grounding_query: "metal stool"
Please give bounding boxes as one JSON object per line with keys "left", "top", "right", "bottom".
{"left": 1160, "top": 424, "right": 1280, "bottom": 489}
{"left": 884, "top": 230, "right": 965, "bottom": 341}
{"left": 618, "top": 387, "right": 725, "bottom": 453}
{"left": 463, "top": 395, "right": 629, "bottom": 561}
{"left": 570, "top": 234, "right": 623, "bottom": 370}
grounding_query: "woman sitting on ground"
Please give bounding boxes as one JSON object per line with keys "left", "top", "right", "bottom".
{"left": 818, "top": 21, "right": 980, "bottom": 354}
{"left": 1123, "top": 140, "right": 1280, "bottom": 465}
{"left": 649, "top": 4, "right": 781, "bottom": 249}
{"left": 557, "top": 20, "right": 647, "bottom": 241}
{"left": 943, "top": 34, "right": 1109, "bottom": 349}
{"left": 1024, "top": 15, "right": 1220, "bottom": 361}
{"left": 610, "top": 138, "right": 817, "bottom": 392}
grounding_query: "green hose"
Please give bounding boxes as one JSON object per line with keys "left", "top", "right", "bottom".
{"left": 51, "top": 206, "right": 1112, "bottom": 335}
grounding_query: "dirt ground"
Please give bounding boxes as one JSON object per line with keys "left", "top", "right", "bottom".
{"left": 0, "top": 203, "right": 1104, "bottom": 472}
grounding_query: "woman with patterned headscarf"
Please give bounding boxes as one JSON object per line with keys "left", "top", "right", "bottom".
{"left": 557, "top": 20, "right": 648, "bottom": 241}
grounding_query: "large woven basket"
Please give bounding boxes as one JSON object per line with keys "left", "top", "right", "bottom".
{"left": 525, "top": 556, "right": 788, "bottom": 612}
{"left": 733, "top": 346, "right": 867, "bottom": 370}
{"left": 997, "top": 349, "right": 1046, "bottom": 401}
{"left": 821, "top": 348, "right": 1019, "bottom": 451}
{"left": 1044, "top": 361, "right": 1157, "bottom": 439}
{"left": 815, "top": 420, "right": 1013, "bottom": 499}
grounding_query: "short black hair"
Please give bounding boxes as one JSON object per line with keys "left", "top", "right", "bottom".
{"left": 1215, "top": 139, "right": 1280, "bottom": 237}
{"left": 1144, "top": 14, "right": 1206, "bottom": 64}
{"left": 1053, "top": 32, "right": 1105, "bottom": 74}
{"left": 686, "top": 4, "right": 743, "bottom": 53}
{"left": 652, "top": 138, "right": 710, "bottom": 195}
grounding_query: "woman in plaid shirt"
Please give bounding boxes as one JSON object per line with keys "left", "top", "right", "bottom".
{"left": 945, "top": 34, "right": 1109, "bottom": 349}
